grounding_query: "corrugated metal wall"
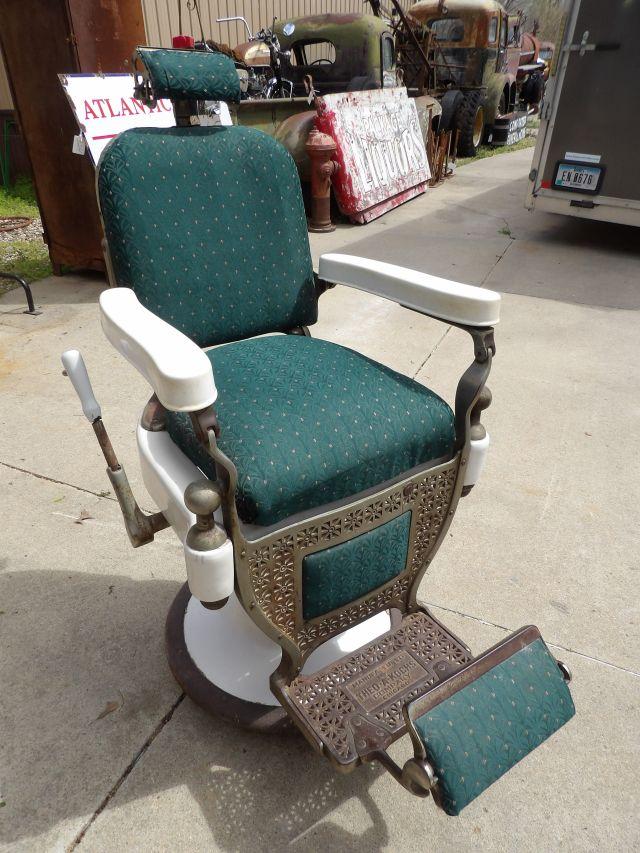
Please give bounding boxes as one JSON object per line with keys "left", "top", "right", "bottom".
{"left": 0, "top": 0, "right": 364, "bottom": 110}
{"left": 142, "top": 0, "right": 362, "bottom": 48}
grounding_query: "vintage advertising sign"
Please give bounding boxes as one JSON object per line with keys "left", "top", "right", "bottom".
{"left": 491, "top": 112, "right": 529, "bottom": 147}
{"left": 60, "top": 73, "right": 175, "bottom": 164}
{"left": 59, "top": 73, "right": 232, "bottom": 165}
{"left": 315, "top": 88, "right": 431, "bottom": 223}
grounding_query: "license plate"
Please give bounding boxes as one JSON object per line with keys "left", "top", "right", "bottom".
{"left": 554, "top": 162, "right": 603, "bottom": 193}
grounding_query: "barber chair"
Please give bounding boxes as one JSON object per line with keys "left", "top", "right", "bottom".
{"left": 61, "top": 48, "right": 573, "bottom": 815}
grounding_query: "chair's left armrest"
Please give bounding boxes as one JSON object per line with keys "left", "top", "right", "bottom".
{"left": 318, "top": 253, "right": 501, "bottom": 328}
{"left": 100, "top": 288, "right": 216, "bottom": 412}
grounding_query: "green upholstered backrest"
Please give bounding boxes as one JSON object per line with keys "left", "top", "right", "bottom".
{"left": 136, "top": 47, "right": 241, "bottom": 102}
{"left": 414, "top": 637, "right": 575, "bottom": 816}
{"left": 98, "top": 125, "right": 317, "bottom": 347}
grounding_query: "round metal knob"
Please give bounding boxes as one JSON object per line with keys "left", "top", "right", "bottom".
{"left": 401, "top": 757, "right": 437, "bottom": 798}
{"left": 184, "top": 480, "right": 222, "bottom": 517}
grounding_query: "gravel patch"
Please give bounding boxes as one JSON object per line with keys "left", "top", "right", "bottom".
{"left": 0, "top": 217, "right": 44, "bottom": 244}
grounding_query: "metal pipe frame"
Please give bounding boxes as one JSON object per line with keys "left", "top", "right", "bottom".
{"left": 0, "top": 271, "right": 42, "bottom": 315}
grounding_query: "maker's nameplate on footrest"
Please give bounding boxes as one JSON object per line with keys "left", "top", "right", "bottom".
{"left": 283, "top": 612, "right": 471, "bottom": 767}
{"left": 344, "top": 650, "right": 428, "bottom": 713}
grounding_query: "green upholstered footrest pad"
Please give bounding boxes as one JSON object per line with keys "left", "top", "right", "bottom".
{"left": 408, "top": 626, "right": 575, "bottom": 816}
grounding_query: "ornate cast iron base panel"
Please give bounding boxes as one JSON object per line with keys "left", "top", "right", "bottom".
{"left": 280, "top": 611, "right": 471, "bottom": 768}
{"left": 166, "top": 583, "right": 292, "bottom": 734}
{"left": 237, "top": 458, "right": 459, "bottom": 665}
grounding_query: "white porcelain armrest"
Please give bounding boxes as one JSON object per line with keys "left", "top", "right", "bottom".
{"left": 318, "top": 253, "right": 501, "bottom": 328}
{"left": 100, "top": 288, "right": 217, "bottom": 412}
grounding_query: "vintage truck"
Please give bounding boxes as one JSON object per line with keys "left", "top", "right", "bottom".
{"left": 374, "top": 0, "right": 546, "bottom": 156}
{"left": 230, "top": 14, "right": 442, "bottom": 185}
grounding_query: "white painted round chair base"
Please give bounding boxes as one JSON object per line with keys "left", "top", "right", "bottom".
{"left": 166, "top": 585, "right": 391, "bottom": 732}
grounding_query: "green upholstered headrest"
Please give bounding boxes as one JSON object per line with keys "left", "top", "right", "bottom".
{"left": 135, "top": 47, "right": 241, "bottom": 103}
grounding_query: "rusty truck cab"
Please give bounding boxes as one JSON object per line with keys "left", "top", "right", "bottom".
{"left": 275, "top": 14, "right": 397, "bottom": 96}
{"left": 407, "top": 0, "right": 519, "bottom": 115}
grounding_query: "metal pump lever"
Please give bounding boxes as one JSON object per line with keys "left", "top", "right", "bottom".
{"left": 61, "top": 349, "right": 169, "bottom": 547}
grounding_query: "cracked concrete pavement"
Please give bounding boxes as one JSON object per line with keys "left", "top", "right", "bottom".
{"left": 1, "top": 148, "right": 638, "bottom": 851}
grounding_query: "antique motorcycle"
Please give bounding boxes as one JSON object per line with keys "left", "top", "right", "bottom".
{"left": 216, "top": 15, "right": 294, "bottom": 99}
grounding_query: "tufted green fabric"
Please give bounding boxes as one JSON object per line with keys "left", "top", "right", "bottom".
{"left": 415, "top": 638, "right": 575, "bottom": 816}
{"left": 164, "top": 335, "right": 455, "bottom": 526}
{"left": 136, "top": 47, "right": 241, "bottom": 103}
{"left": 98, "top": 126, "right": 317, "bottom": 347}
{"left": 302, "top": 512, "right": 411, "bottom": 620}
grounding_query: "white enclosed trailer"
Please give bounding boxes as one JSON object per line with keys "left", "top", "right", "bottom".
{"left": 526, "top": 0, "right": 640, "bottom": 227}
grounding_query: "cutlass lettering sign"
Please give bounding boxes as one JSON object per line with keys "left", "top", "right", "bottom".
{"left": 505, "top": 114, "right": 527, "bottom": 147}
{"left": 59, "top": 73, "right": 175, "bottom": 163}
{"left": 316, "top": 88, "right": 431, "bottom": 223}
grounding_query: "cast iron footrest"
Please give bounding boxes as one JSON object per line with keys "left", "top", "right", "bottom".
{"left": 280, "top": 611, "right": 472, "bottom": 770}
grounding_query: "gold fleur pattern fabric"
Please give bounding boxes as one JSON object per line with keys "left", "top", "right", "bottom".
{"left": 137, "top": 47, "right": 241, "bottom": 102}
{"left": 414, "top": 638, "right": 575, "bottom": 816}
{"left": 164, "top": 335, "right": 456, "bottom": 526}
{"left": 98, "top": 125, "right": 317, "bottom": 346}
{"left": 302, "top": 511, "right": 412, "bottom": 620}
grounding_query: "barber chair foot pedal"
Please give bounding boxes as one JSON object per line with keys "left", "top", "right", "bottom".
{"left": 277, "top": 619, "right": 574, "bottom": 813}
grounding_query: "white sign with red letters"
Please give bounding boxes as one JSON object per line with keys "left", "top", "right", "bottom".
{"left": 315, "top": 88, "right": 431, "bottom": 223}
{"left": 60, "top": 73, "right": 175, "bottom": 164}
{"left": 60, "top": 73, "right": 231, "bottom": 164}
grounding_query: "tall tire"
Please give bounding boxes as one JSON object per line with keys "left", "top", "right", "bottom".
{"left": 455, "top": 91, "right": 485, "bottom": 157}
{"left": 438, "top": 90, "right": 464, "bottom": 133}
{"left": 522, "top": 73, "right": 544, "bottom": 107}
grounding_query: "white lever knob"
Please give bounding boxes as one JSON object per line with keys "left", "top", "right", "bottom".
{"left": 61, "top": 349, "right": 101, "bottom": 422}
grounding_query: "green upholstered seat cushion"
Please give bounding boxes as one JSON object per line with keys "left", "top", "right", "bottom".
{"left": 98, "top": 125, "right": 317, "bottom": 347}
{"left": 302, "top": 512, "right": 412, "bottom": 620}
{"left": 136, "top": 47, "right": 241, "bottom": 102}
{"left": 414, "top": 638, "right": 575, "bottom": 816}
{"left": 164, "top": 335, "right": 455, "bottom": 526}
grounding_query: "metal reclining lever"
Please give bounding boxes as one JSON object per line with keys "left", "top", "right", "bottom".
{"left": 61, "top": 349, "right": 169, "bottom": 547}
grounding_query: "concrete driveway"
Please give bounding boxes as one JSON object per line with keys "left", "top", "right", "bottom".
{"left": 1, "top": 148, "right": 638, "bottom": 852}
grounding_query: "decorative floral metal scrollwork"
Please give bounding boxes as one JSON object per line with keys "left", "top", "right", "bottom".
{"left": 286, "top": 612, "right": 471, "bottom": 764}
{"left": 243, "top": 460, "right": 459, "bottom": 655}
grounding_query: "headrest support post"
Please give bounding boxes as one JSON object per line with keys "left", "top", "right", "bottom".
{"left": 174, "top": 99, "right": 200, "bottom": 126}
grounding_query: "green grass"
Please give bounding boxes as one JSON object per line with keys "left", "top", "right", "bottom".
{"left": 0, "top": 177, "right": 51, "bottom": 290}
{"left": 0, "top": 176, "right": 40, "bottom": 219}
{"left": 0, "top": 241, "right": 52, "bottom": 285}
{"left": 457, "top": 136, "right": 536, "bottom": 168}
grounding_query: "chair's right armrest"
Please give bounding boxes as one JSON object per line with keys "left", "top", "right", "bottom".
{"left": 318, "top": 254, "right": 500, "bottom": 328}
{"left": 100, "top": 288, "right": 216, "bottom": 412}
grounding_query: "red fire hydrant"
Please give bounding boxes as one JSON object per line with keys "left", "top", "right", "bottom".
{"left": 305, "top": 129, "right": 339, "bottom": 233}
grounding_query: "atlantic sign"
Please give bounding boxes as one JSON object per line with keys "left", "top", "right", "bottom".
{"left": 60, "top": 73, "right": 175, "bottom": 163}
{"left": 60, "top": 73, "right": 231, "bottom": 164}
